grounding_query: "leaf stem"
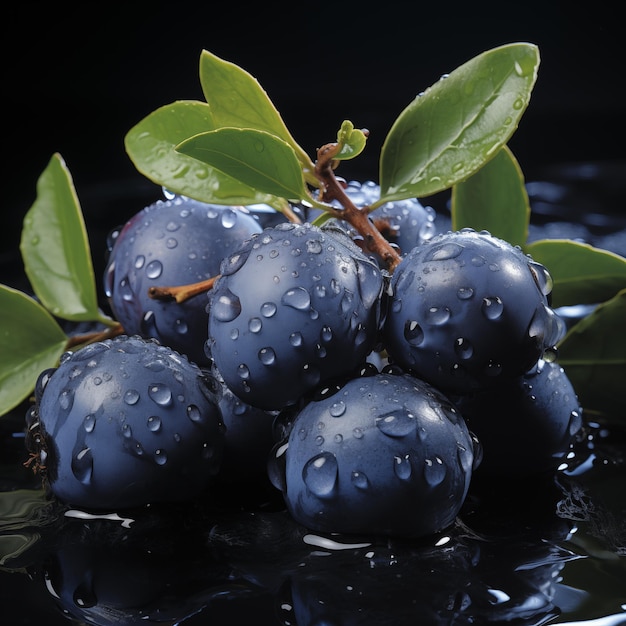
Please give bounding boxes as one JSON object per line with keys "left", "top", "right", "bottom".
{"left": 148, "top": 276, "right": 219, "bottom": 303}
{"left": 315, "top": 142, "right": 403, "bottom": 272}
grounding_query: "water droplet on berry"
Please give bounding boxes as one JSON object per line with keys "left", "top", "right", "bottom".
{"left": 482, "top": 297, "right": 503, "bottom": 320}
{"left": 148, "top": 383, "right": 172, "bottom": 406}
{"left": 221, "top": 208, "right": 238, "bottom": 229}
{"left": 454, "top": 337, "right": 474, "bottom": 360}
{"left": 59, "top": 388, "right": 74, "bottom": 411}
{"left": 154, "top": 449, "right": 168, "bottom": 465}
{"left": 425, "top": 242, "right": 464, "bottom": 261}
{"left": 424, "top": 456, "right": 446, "bottom": 487}
{"left": 146, "top": 260, "right": 163, "bottom": 279}
{"left": 351, "top": 471, "right": 370, "bottom": 490}
{"left": 249, "top": 317, "right": 262, "bottom": 333}
{"left": 259, "top": 347, "right": 276, "bottom": 365}
{"left": 376, "top": 411, "right": 416, "bottom": 437}
{"left": 289, "top": 332, "right": 303, "bottom": 347}
{"left": 282, "top": 287, "right": 311, "bottom": 310}
{"left": 303, "top": 451, "right": 338, "bottom": 497}
{"left": 119, "top": 276, "right": 134, "bottom": 302}
{"left": 402, "top": 320, "right": 424, "bottom": 348}
{"left": 83, "top": 414, "right": 96, "bottom": 433}
{"left": 187, "top": 404, "right": 203, "bottom": 424}
{"left": 124, "top": 389, "right": 140, "bottom": 405}
{"left": 457, "top": 287, "right": 474, "bottom": 300}
{"left": 426, "top": 306, "right": 451, "bottom": 325}
{"left": 72, "top": 447, "right": 93, "bottom": 484}
{"left": 394, "top": 454, "right": 412, "bottom": 480}
{"left": 147, "top": 415, "right": 162, "bottom": 432}
{"left": 213, "top": 289, "right": 242, "bottom": 322}
{"left": 329, "top": 400, "right": 346, "bottom": 417}
{"left": 261, "top": 302, "right": 277, "bottom": 317}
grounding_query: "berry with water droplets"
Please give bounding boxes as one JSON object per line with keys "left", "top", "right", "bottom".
{"left": 104, "top": 195, "right": 262, "bottom": 365}
{"left": 25, "top": 335, "right": 225, "bottom": 510}
{"left": 383, "top": 228, "right": 564, "bottom": 394}
{"left": 453, "top": 359, "right": 583, "bottom": 477}
{"left": 269, "top": 369, "right": 477, "bottom": 538}
{"left": 206, "top": 222, "right": 385, "bottom": 410}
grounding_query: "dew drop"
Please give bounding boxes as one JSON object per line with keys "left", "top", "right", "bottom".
{"left": 259, "top": 347, "right": 276, "bottom": 365}
{"left": 145, "top": 260, "right": 163, "bottom": 279}
{"left": 212, "top": 289, "right": 242, "bottom": 322}
{"left": 249, "top": 317, "right": 262, "bottom": 333}
{"left": 154, "top": 449, "right": 168, "bottom": 465}
{"left": 119, "top": 276, "right": 134, "bottom": 302}
{"left": 289, "top": 332, "right": 303, "bottom": 347}
{"left": 147, "top": 415, "right": 162, "bottom": 432}
{"left": 237, "top": 364, "right": 250, "bottom": 380}
{"left": 425, "top": 242, "right": 464, "bottom": 261}
{"left": 302, "top": 451, "right": 338, "bottom": 498}
{"left": 426, "top": 306, "right": 451, "bottom": 325}
{"left": 329, "top": 400, "right": 346, "bottom": 417}
{"left": 187, "top": 404, "right": 204, "bottom": 424}
{"left": 394, "top": 454, "right": 412, "bottom": 480}
{"left": 351, "top": 471, "right": 370, "bottom": 490}
{"left": 282, "top": 287, "right": 311, "bottom": 310}
{"left": 59, "top": 388, "right": 74, "bottom": 412}
{"left": 72, "top": 448, "right": 93, "bottom": 484}
{"left": 404, "top": 320, "right": 424, "bottom": 346}
{"left": 424, "top": 456, "right": 447, "bottom": 487}
{"left": 482, "top": 297, "right": 503, "bottom": 320}
{"left": 148, "top": 383, "right": 172, "bottom": 406}
{"left": 454, "top": 337, "right": 474, "bottom": 360}
{"left": 221, "top": 208, "right": 238, "bottom": 229}
{"left": 83, "top": 414, "right": 96, "bottom": 433}
{"left": 124, "top": 389, "right": 140, "bottom": 405}
{"left": 457, "top": 287, "right": 474, "bottom": 300}
{"left": 261, "top": 302, "right": 277, "bottom": 317}
{"left": 376, "top": 411, "right": 416, "bottom": 437}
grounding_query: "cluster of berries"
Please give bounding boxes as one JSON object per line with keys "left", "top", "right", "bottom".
{"left": 25, "top": 181, "right": 582, "bottom": 538}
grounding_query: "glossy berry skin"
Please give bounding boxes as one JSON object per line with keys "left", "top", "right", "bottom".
{"left": 104, "top": 195, "right": 262, "bottom": 365}
{"left": 384, "top": 228, "right": 565, "bottom": 394}
{"left": 453, "top": 359, "right": 583, "bottom": 477}
{"left": 271, "top": 370, "right": 476, "bottom": 538}
{"left": 206, "top": 222, "right": 384, "bottom": 411}
{"left": 26, "top": 335, "right": 225, "bottom": 510}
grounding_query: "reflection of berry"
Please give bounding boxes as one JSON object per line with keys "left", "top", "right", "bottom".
{"left": 104, "top": 196, "right": 262, "bottom": 365}
{"left": 271, "top": 369, "right": 477, "bottom": 538}
{"left": 453, "top": 360, "right": 583, "bottom": 477}
{"left": 26, "top": 335, "right": 225, "bottom": 510}
{"left": 206, "top": 222, "right": 384, "bottom": 410}
{"left": 384, "top": 228, "right": 565, "bottom": 394}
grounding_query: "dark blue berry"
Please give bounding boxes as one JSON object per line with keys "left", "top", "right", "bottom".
{"left": 384, "top": 228, "right": 565, "bottom": 394}
{"left": 28, "top": 335, "right": 225, "bottom": 510}
{"left": 453, "top": 359, "right": 583, "bottom": 477}
{"left": 104, "top": 195, "right": 262, "bottom": 365}
{"left": 206, "top": 222, "right": 384, "bottom": 410}
{"left": 270, "top": 370, "right": 477, "bottom": 538}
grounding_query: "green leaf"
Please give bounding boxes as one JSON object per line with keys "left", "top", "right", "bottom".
{"left": 557, "top": 289, "right": 626, "bottom": 417}
{"left": 335, "top": 120, "right": 368, "bottom": 161}
{"left": 176, "top": 128, "right": 309, "bottom": 202}
{"left": 199, "top": 50, "right": 315, "bottom": 175}
{"left": 525, "top": 239, "right": 626, "bottom": 307}
{"left": 0, "top": 285, "right": 67, "bottom": 417}
{"left": 451, "top": 145, "right": 530, "bottom": 247}
{"left": 125, "top": 100, "right": 283, "bottom": 208}
{"left": 379, "top": 42, "right": 540, "bottom": 203}
{"left": 19, "top": 154, "right": 104, "bottom": 322}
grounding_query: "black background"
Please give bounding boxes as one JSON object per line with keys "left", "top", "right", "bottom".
{"left": 2, "top": 1, "right": 625, "bottom": 289}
